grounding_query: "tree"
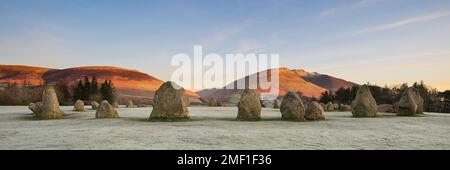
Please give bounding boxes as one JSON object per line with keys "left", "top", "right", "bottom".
{"left": 82, "top": 76, "right": 91, "bottom": 101}
{"left": 100, "top": 80, "right": 116, "bottom": 103}
{"left": 89, "top": 75, "right": 101, "bottom": 102}
{"left": 91, "top": 74, "right": 99, "bottom": 95}
{"left": 335, "top": 87, "right": 352, "bottom": 104}
{"left": 55, "top": 80, "right": 72, "bottom": 105}
{"left": 319, "top": 90, "right": 334, "bottom": 104}
{"left": 73, "top": 80, "right": 84, "bottom": 101}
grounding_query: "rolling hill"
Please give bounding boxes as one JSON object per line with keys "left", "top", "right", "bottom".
{"left": 197, "top": 67, "right": 356, "bottom": 104}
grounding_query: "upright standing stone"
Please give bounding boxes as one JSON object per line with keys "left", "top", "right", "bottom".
{"left": 351, "top": 85, "right": 378, "bottom": 117}
{"left": 150, "top": 81, "right": 189, "bottom": 120}
{"left": 280, "top": 91, "right": 306, "bottom": 121}
{"left": 396, "top": 87, "right": 424, "bottom": 116}
{"left": 305, "top": 101, "right": 325, "bottom": 120}
{"left": 73, "top": 100, "right": 85, "bottom": 111}
{"left": 209, "top": 97, "right": 219, "bottom": 107}
{"left": 273, "top": 99, "right": 280, "bottom": 109}
{"left": 28, "top": 102, "right": 43, "bottom": 114}
{"left": 112, "top": 102, "right": 119, "bottom": 108}
{"left": 237, "top": 89, "right": 261, "bottom": 120}
{"left": 126, "top": 100, "right": 137, "bottom": 108}
{"left": 326, "top": 102, "right": 335, "bottom": 112}
{"left": 91, "top": 101, "right": 99, "bottom": 110}
{"left": 339, "top": 104, "right": 352, "bottom": 111}
{"left": 35, "top": 85, "right": 65, "bottom": 119}
{"left": 96, "top": 100, "right": 119, "bottom": 118}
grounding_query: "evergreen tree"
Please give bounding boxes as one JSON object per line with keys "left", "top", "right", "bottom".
{"left": 82, "top": 76, "right": 91, "bottom": 101}
{"left": 73, "top": 80, "right": 84, "bottom": 101}
{"left": 319, "top": 90, "right": 334, "bottom": 104}
{"left": 91, "top": 74, "right": 99, "bottom": 95}
{"left": 100, "top": 80, "right": 116, "bottom": 103}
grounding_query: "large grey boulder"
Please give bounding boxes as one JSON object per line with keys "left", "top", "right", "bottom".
{"left": 280, "top": 91, "right": 306, "bottom": 121}
{"left": 237, "top": 89, "right": 261, "bottom": 120}
{"left": 35, "top": 85, "right": 65, "bottom": 119}
{"left": 96, "top": 100, "right": 119, "bottom": 118}
{"left": 150, "top": 81, "right": 189, "bottom": 120}
{"left": 351, "top": 85, "right": 378, "bottom": 117}
{"left": 305, "top": 101, "right": 325, "bottom": 121}
{"left": 397, "top": 87, "right": 424, "bottom": 116}
{"left": 73, "top": 100, "right": 85, "bottom": 111}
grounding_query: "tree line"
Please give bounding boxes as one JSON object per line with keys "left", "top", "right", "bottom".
{"left": 318, "top": 81, "right": 450, "bottom": 113}
{"left": 0, "top": 75, "right": 116, "bottom": 105}
{"left": 72, "top": 75, "right": 116, "bottom": 103}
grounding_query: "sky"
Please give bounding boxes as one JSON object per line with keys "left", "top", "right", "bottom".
{"left": 1, "top": 0, "right": 450, "bottom": 90}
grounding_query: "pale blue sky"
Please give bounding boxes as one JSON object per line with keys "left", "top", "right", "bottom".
{"left": 1, "top": 0, "right": 450, "bottom": 90}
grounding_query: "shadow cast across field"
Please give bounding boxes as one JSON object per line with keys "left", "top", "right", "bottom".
{"left": 14, "top": 112, "right": 87, "bottom": 121}
{"left": 120, "top": 115, "right": 287, "bottom": 122}
{"left": 331, "top": 112, "right": 430, "bottom": 119}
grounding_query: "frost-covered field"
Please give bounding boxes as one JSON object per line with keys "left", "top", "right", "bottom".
{"left": 0, "top": 106, "right": 449, "bottom": 150}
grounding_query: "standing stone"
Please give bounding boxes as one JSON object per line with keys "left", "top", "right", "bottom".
{"left": 73, "top": 100, "right": 85, "bottom": 111}
{"left": 305, "top": 101, "right": 325, "bottom": 120}
{"left": 326, "top": 102, "right": 335, "bottom": 112}
{"left": 273, "top": 99, "right": 280, "bottom": 109}
{"left": 95, "top": 100, "right": 119, "bottom": 118}
{"left": 396, "top": 87, "right": 424, "bottom": 116}
{"left": 333, "top": 103, "right": 339, "bottom": 110}
{"left": 91, "top": 101, "right": 99, "bottom": 110}
{"left": 35, "top": 85, "right": 64, "bottom": 119}
{"left": 339, "top": 104, "right": 352, "bottom": 111}
{"left": 150, "top": 81, "right": 189, "bottom": 120}
{"left": 351, "top": 85, "right": 378, "bottom": 117}
{"left": 126, "top": 100, "right": 137, "bottom": 108}
{"left": 112, "top": 102, "right": 119, "bottom": 108}
{"left": 320, "top": 103, "right": 327, "bottom": 111}
{"left": 280, "top": 91, "right": 306, "bottom": 121}
{"left": 209, "top": 97, "right": 219, "bottom": 107}
{"left": 237, "top": 89, "right": 261, "bottom": 120}
{"left": 29, "top": 102, "right": 43, "bottom": 114}
{"left": 378, "top": 104, "right": 394, "bottom": 113}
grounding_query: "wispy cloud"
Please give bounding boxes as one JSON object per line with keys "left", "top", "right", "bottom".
{"left": 200, "top": 20, "right": 254, "bottom": 49}
{"left": 237, "top": 40, "right": 261, "bottom": 53}
{"left": 351, "top": 11, "right": 450, "bottom": 35}
{"left": 320, "top": 0, "right": 382, "bottom": 17}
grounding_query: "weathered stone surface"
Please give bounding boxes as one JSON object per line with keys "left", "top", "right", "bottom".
{"left": 209, "top": 97, "right": 219, "bottom": 107}
{"left": 273, "top": 99, "right": 280, "bottom": 109}
{"left": 351, "top": 85, "right": 378, "bottom": 117}
{"left": 280, "top": 91, "right": 306, "bottom": 121}
{"left": 237, "top": 89, "right": 261, "bottom": 120}
{"left": 305, "top": 101, "right": 325, "bottom": 121}
{"left": 112, "top": 102, "right": 119, "bottom": 108}
{"left": 378, "top": 104, "right": 394, "bottom": 113}
{"left": 28, "top": 102, "right": 43, "bottom": 114}
{"left": 95, "top": 100, "right": 119, "bottom": 118}
{"left": 396, "top": 87, "right": 424, "bottom": 116}
{"left": 320, "top": 103, "right": 326, "bottom": 111}
{"left": 91, "top": 101, "right": 99, "bottom": 110}
{"left": 35, "top": 85, "right": 64, "bottom": 119}
{"left": 73, "top": 100, "right": 85, "bottom": 111}
{"left": 126, "top": 100, "right": 137, "bottom": 108}
{"left": 326, "top": 102, "right": 335, "bottom": 111}
{"left": 150, "top": 81, "right": 189, "bottom": 120}
{"left": 339, "top": 104, "right": 352, "bottom": 111}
